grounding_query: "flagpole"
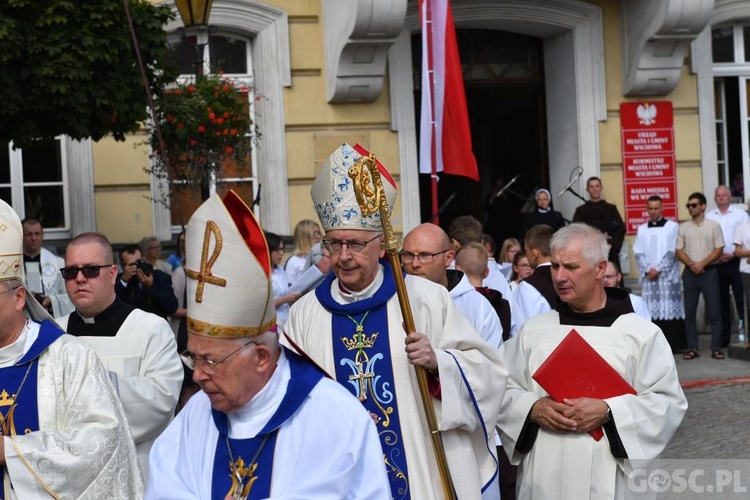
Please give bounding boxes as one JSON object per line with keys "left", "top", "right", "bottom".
{"left": 425, "top": 0, "right": 440, "bottom": 224}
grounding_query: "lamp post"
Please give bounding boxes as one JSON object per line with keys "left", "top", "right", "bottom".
{"left": 174, "top": 0, "right": 215, "bottom": 200}
{"left": 174, "top": 0, "right": 215, "bottom": 82}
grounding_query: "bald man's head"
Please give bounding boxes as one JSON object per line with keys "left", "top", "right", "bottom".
{"left": 402, "top": 223, "right": 454, "bottom": 287}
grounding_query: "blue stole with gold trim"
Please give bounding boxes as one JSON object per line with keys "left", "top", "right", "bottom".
{"left": 1, "top": 320, "right": 64, "bottom": 499}
{"left": 210, "top": 347, "right": 324, "bottom": 499}
{"left": 316, "top": 260, "right": 411, "bottom": 500}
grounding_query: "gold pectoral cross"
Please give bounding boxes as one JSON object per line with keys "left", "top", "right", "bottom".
{"left": 227, "top": 456, "right": 258, "bottom": 500}
{"left": 186, "top": 220, "right": 227, "bottom": 302}
{"left": 349, "top": 361, "right": 375, "bottom": 400}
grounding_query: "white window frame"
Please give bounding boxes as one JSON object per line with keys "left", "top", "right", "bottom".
{"left": 154, "top": 30, "right": 259, "bottom": 237}
{"left": 3, "top": 138, "right": 72, "bottom": 239}
{"left": 712, "top": 23, "right": 750, "bottom": 203}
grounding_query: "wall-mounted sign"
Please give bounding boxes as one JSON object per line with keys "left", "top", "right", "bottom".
{"left": 620, "top": 101, "right": 677, "bottom": 234}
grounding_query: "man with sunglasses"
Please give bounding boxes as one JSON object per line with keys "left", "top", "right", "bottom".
{"left": 675, "top": 192, "right": 725, "bottom": 360}
{"left": 56, "top": 233, "right": 183, "bottom": 476}
{"left": 146, "top": 191, "right": 389, "bottom": 499}
{"left": 0, "top": 202, "right": 143, "bottom": 498}
{"left": 285, "top": 143, "right": 506, "bottom": 499}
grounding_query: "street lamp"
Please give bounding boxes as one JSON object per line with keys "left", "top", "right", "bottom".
{"left": 174, "top": 0, "right": 216, "bottom": 200}
{"left": 174, "top": 0, "right": 215, "bottom": 81}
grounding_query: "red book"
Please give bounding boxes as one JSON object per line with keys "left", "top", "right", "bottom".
{"left": 532, "top": 329, "right": 636, "bottom": 440}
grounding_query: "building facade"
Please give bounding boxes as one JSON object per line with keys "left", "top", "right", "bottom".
{"left": 5, "top": 0, "right": 750, "bottom": 276}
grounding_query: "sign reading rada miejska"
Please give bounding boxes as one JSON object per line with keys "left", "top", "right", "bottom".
{"left": 620, "top": 101, "right": 677, "bottom": 234}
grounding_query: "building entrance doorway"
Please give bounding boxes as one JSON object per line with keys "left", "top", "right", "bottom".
{"left": 412, "top": 29, "right": 549, "bottom": 250}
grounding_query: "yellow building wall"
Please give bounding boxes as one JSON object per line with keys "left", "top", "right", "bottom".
{"left": 92, "top": 133, "right": 154, "bottom": 243}
{"left": 590, "top": 0, "right": 705, "bottom": 278}
{"left": 276, "top": 0, "right": 403, "bottom": 236}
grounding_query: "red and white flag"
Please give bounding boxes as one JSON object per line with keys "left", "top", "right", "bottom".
{"left": 419, "top": 0, "right": 478, "bottom": 181}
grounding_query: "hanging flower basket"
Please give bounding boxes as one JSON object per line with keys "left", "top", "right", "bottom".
{"left": 147, "top": 72, "right": 256, "bottom": 201}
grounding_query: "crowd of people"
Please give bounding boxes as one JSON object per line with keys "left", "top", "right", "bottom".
{"left": 1, "top": 146, "right": 695, "bottom": 499}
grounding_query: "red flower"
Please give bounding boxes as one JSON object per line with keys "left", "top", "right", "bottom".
{"left": 222, "top": 85, "right": 230, "bottom": 92}
{"left": 225, "top": 146, "right": 234, "bottom": 154}
{"left": 174, "top": 89, "right": 182, "bottom": 95}
{"left": 197, "top": 125, "right": 206, "bottom": 133}
{"left": 208, "top": 112, "right": 216, "bottom": 120}
{"left": 223, "top": 111, "right": 229, "bottom": 118}
{"left": 223, "top": 129, "right": 228, "bottom": 135}
{"left": 189, "top": 139, "right": 198, "bottom": 146}
{"left": 177, "top": 123, "right": 184, "bottom": 129}
{"left": 230, "top": 129, "right": 238, "bottom": 136}
{"left": 216, "top": 117, "right": 224, "bottom": 124}
{"left": 187, "top": 85, "right": 196, "bottom": 93}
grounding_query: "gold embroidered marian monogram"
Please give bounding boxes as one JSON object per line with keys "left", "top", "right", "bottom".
{"left": 0, "top": 389, "right": 18, "bottom": 436}
{"left": 186, "top": 220, "right": 227, "bottom": 302}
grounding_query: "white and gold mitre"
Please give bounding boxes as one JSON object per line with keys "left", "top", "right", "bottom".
{"left": 311, "top": 143, "right": 397, "bottom": 232}
{"left": 0, "top": 199, "right": 24, "bottom": 282}
{"left": 185, "top": 191, "right": 275, "bottom": 338}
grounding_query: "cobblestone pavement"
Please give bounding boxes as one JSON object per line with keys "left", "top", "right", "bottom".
{"left": 662, "top": 350, "right": 750, "bottom": 459}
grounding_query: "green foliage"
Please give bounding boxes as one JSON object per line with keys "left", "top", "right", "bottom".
{"left": 0, "top": 0, "right": 177, "bottom": 148}
{"left": 148, "top": 73, "right": 254, "bottom": 199}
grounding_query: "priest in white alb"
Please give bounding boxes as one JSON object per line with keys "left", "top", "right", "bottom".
{"left": 56, "top": 232, "right": 183, "bottom": 476}
{"left": 285, "top": 143, "right": 507, "bottom": 499}
{"left": 633, "top": 195, "right": 686, "bottom": 351}
{"left": 0, "top": 200, "right": 143, "bottom": 499}
{"left": 498, "top": 223, "right": 687, "bottom": 500}
{"left": 146, "top": 191, "right": 389, "bottom": 499}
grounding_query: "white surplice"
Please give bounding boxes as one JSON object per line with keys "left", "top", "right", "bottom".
{"left": 57, "top": 308, "right": 183, "bottom": 476}
{"left": 285, "top": 268, "right": 507, "bottom": 499}
{"left": 2, "top": 322, "right": 144, "bottom": 499}
{"left": 633, "top": 220, "right": 684, "bottom": 320}
{"left": 498, "top": 311, "right": 687, "bottom": 500}
{"left": 450, "top": 271, "right": 504, "bottom": 350}
{"left": 145, "top": 348, "right": 390, "bottom": 499}
{"left": 24, "top": 248, "right": 75, "bottom": 318}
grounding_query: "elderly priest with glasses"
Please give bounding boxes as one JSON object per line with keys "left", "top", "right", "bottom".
{"left": 145, "top": 191, "right": 389, "bottom": 499}
{"left": 284, "top": 143, "right": 506, "bottom": 499}
{"left": 0, "top": 200, "right": 142, "bottom": 498}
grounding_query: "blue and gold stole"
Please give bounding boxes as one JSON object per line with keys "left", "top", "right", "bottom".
{"left": 210, "top": 347, "right": 324, "bottom": 500}
{"left": 315, "top": 260, "right": 411, "bottom": 500}
{"left": 1, "top": 320, "right": 64, "bottom": 499}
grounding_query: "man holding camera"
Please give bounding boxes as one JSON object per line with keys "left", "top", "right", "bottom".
{"left": 116, "top": 243, "right": 178, "bottom": 319}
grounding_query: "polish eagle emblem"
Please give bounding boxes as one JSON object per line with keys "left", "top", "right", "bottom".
{"left": 636, "top": 103, "right": 657, "bottom": 126}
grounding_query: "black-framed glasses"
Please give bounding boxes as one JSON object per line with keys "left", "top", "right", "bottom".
{"left": 399, "top": 250, "right": 449, "bottom": 264}
{"left": 60, "top": 265, "right": 113, "bottom": 281}
{"left": 322, "top": 234, "right": 380, "bottom": 254}
{"left": 180, "top": 340, "right": 259, "bottom": 375}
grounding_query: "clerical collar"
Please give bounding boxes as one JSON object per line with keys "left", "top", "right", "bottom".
{"left": 334, "top": 265, "right": 385, "bottom": 303}
{"left": 24, "top": 253, "right": 41, "bottom": 263}
{"left": 537, "top": 207, "right": 550, "bottom": 214}
{"left": 228, "top": 348, "right": 289, "bottom": 439}
{"left": 0, "top": 320, "right": 37, "bottom": 367}
{"left": 648, "top": 218, "right": 667, "bottom": 228}
{"left": 555, "top": 287, "right": 634, "bottom": 327}
{"left": 67, "top": 298, "right": 136, "bottom": 337}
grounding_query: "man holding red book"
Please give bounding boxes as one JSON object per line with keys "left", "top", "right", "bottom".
{"left": 497, "top": 223, "right": 687, "bottom": 500}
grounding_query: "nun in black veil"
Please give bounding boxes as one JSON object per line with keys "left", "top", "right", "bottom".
{"left": 522, "top": 188, "right": 566, "bottom": 238}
